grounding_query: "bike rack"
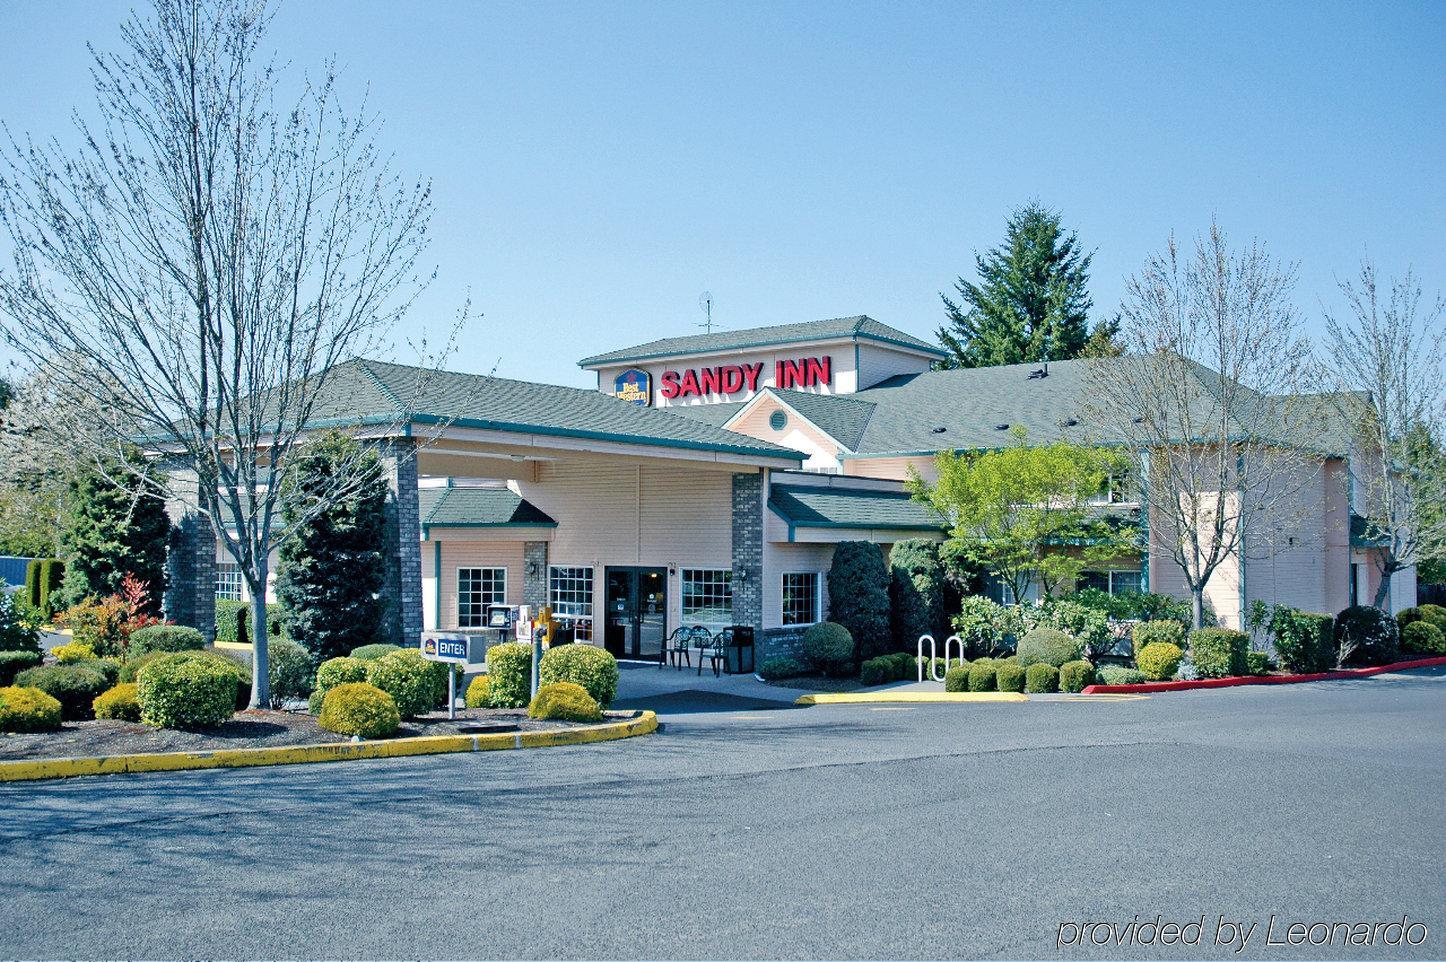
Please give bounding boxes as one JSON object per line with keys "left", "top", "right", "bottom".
{"left": 918, "top": 634, "right": 967, "bottom": 682}
{"left": 916, "top": 634, "right": 935, "bottom": 682}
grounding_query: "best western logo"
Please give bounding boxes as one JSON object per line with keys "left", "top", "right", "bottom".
{"left": 613, "top": 368, "right": 652, "bottom": 406}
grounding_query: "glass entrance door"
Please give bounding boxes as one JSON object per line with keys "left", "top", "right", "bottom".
{"left": 603, "top": 566, "right": 668, "bottom": 661}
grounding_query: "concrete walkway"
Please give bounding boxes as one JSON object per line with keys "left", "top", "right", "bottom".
{"left": 610, "top": 660, "right": 947, "bottom": 713}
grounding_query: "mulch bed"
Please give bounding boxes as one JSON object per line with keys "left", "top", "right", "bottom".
{"left": 0, "top": 707, "right": 636, "bottom": 761}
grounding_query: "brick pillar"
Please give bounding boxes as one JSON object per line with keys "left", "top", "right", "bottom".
{"left": 162, "top": 466, "right": 216, "bottom": 641}
{"left": 373, "top": 438, "right": 423, "bottom": 646}
{"left": 731, "top": 471, "right": 764, "bottom": 633}
{"left": 523, "top": 541, "right": 549, "bottom": 611}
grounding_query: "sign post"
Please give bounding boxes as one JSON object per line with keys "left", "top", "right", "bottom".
{"left": 418, "top": 631, "right": 480, "bottom": 720}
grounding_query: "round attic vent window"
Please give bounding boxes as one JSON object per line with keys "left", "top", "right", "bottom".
{"left": 769, "top": 410, "right": 788, "bottom": 431}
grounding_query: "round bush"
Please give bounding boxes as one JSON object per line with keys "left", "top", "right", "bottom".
{"left": 93, "top": 683, "right": 141, "bottom": 722}
{"left": 860, "top": 656, "right": 894, "bottom": 687}
{"left": 379, "top": 648, "right": 452, "bottom": 710}
{"left": 1132, "top": 620, "right": 1185, "bottom": 658}
{"left": 943, "top": 664, "right": 970, "bottom": 692}
{"left": 318, "top": 682, "right": 400, "bottom": 738}
{"left": 1097, "top": 665, "right": 1146, "bottom": 685}
{"left": 1136, "top": 642, "right": 1183, "bottom": 681}
{"left": 527, "top": 681, "right": 603, "bottom": 722}
{"left": 1059, "top": 659, "right": 1095, "bottom": 693}
{"left": 1024, "top": 663, "right": 1059, "bottom": 693}
{"left": 995, "top": 662, "right": 1026, "bottom": 692}
{"left": 1189, "top": 628, "right": 1249, "bottom": 678}
{"left": 364, "top": 650, "right": 433, "bottom": 719}
{"left": 464, "top": 675, "right": 491, "bottom": 708}
{"left": 887, "top": 651, "right": 917, "bottom": 680}
{"left": 15, "top": 663, "right": 111, "bottom": 720}
{"left": 266, "top": 637, "right": 314, "bottom": 708}
{"left": 485, "top": 642, "right": 532, "bottom": 708}
{"left": 316, "top": 655, "right": 368, "bottom": 695}
{"left": 136, "top": 654, "right": 239, "bottom": 728}
{"left": 0, "top": 650, "right": 43, "bottom": 686}
{"left": 1334, "top": 605, "right": 1400, "bottom": 666}
{"left": 1015, "top": 627, "right": 1081, "bottom": 668}
{"left": 1417, "top": 603, "right": 1446, "bottom": 630}
{"left": 1401, "top": 621, "right": 1446, "bottom": 656}
{"left": 153, "top": 651, "right": 250, "bottom": 710}
{"left": 758, "top": 656, "right": 804, "bottom": 681}
{"left": 802, "top": 622, "right": 855, "bottom": 676}
{"left": 52, "top": 641, "right": 97, "bottom": 663}
{"left": 128, "top": 625, "right": 205, "bottom": 657}
{"left": 349, "top": 643, "right": 402, "bottom": 661}
{"left": 0, "top": 685, "right": 63, "bottom": 732}
{"left": 967, "top": 664, "right": 997, "bottom": 692}
{"left": 1245, "top": 651, "right": 1275, "bottom": 676}
{"left": 539, "top": 644, "right": 619, "bottom": 706}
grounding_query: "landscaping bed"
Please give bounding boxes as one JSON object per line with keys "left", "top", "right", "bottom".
{"left": 0, "top": 706, "right": 637, "bottom": 761}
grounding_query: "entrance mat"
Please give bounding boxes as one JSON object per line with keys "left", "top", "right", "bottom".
{"left": 611, "top": 690, "right": 799, "bottom": 714}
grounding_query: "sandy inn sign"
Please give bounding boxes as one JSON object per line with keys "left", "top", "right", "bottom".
{"left": 659, "top": 355, "right": 832, "bottom": 401}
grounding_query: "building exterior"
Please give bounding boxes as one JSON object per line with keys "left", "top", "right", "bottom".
{"left": 173, "top": 315, "right": 1413, "bottom": 660}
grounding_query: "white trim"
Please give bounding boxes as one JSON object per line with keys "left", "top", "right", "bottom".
{"left": 781, "top": 570, "right": 823, "bottom": 626}
{"left": 456, "top": 565, "right": 507, "bottom": 628}
{"left": 721, "top": 387, "right": 851, "bottom": 453}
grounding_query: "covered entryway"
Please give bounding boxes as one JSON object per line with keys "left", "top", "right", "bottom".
{"left": 604, "top": 566, "right": 668, "bottom": 661}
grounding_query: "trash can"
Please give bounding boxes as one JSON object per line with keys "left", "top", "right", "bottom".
{"left": 724, "top": 625, "right": 755, "bottom": 674}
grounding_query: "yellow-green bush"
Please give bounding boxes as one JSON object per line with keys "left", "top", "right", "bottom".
{"left": 527, "top": 681, "right": 602, "bottom": 722}
{"left": 1401, "top": 621, "right": 1446, "bottom": 656}
{"left": 317, "top": 682, "right": 400, "bottom": 738}
{"left": 93, "top": 683, "right": 141, "bottom": 722}
{"left": 464, "top": 675, "right": 491, "bottom": 708}
{"left": 1136, "top": 642, "right": 1183, "bottom": 681}
{"left": 967, "top": 663, "right": 997, "bottom": 692}
{"left": 1059, "top": 659, "right": 1095, "bottom": 693}
{"left": 1132, "top": 620, "right": 1185, "bottom": 658}
{"left": 0, "top": 685, "right": 63, "bottom": 733}
{"left": 15, "top": 663, "right": 111, "bottom": 720}
{"left": 943, "top": 663, "right": 971, "bottom": 692}
{"left": 539, "top": 644, "right": 619, "bottom": 706}
{"left": 364, "top": 650, "right": 432, "bottom": 719}
{"left": 52, "top": 641, "right": 97, "bottom": 663}
{"left": 486, "top": 642, "right": 532, "bottom": 708}
{"left": 309, "top": 656, "right": 369, "bottom": 713}
{"left": 995, "top": 661, "right": 1027, "bottom": 692}
{"left": 1024, "top": 662, "right": 1059, "bottom": 693}
{"left": 136, "top": 654, "right": 238, "bottom": 728}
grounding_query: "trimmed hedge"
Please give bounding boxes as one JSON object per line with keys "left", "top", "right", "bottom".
{"left": 93, "top": 683, "right": 141, "bottom": 721}
{"left": 136, "top": 654, "right": 239, "bottom": 728}
{"left": 129, "top": 625, "right": 206, "bottom": 657}
{"left": 995, "top": 662, "right": 1026, "bottom": 692}
{"left": 152, "top": 651, "right": 250, "bottom": 710}
{"left": 527, "top": 681, "right": 602, "bottom": 722}
{"left": 310, "top": 656, "right": 369, "bottom": 714}
{"left": 1136, "top": 642, "right": 1183, "bottom": 681}
{"left": 15, "top": 663, "right": 111, "bottom": 720}
{"left": 464, "top": 675, "right": 491, "bottom": 708}
{"left": 1401, "top": 621, "right": 1446, "bottom": 656}
{"left": 967, "top": 663, "right": 997, "bottom": 692}
{"left": 350, "top": 643, "right": 402, "bottom": 661}
{"left": 802, "top": 622, "right": 855, "bottom": 677}
{"left": 37, "top": 559, "right": 64, "bottom": 618}
{"left": 1024, "top": 663, "right": 1059, "bottom": 693}
{"left": 0, "top": 650, "right": 43, "bottom": 686}
{"left": 1097, "top": 665, "right": 1145, "bottom": 685}
{"left": 827, "top": 541, "right": 892, "bottom": 662}
{"left": 1132, "top": 620, "right": 1185, "bottom": 658}
{"left": 943, "top": 664, "right": 970, "bottom": 692}
{"left": 364, "top": 650, "right": 433, "bottom": 719}
{"left": 0, "top": 685, "right": 63, "bottom": 733}
{"left": 758, "top": 656, "right": 805, "bottom": 681}
{"left": 860, "top": 656, "right": 894, "bottom": 687}
{"left": 318, "top": 682, "right": 400, "bottom": 738}
{"left": 539, "top": 644, "right": 619, "bottom": 707}
{"left": 215, "top": 599, "right": 290, "bottom": 646}
{"left": 1267, "top": 608, "right": 1335, "bottom": 674}
{"left": 52, "top": 641, "right": 96, "bottom": 663}
{"left": 1189, "top": 628, "right": 1249, "bottom": 679}
{"left": 1334, "top": 605, "right": 1400, "bottom": 667}
{"left": 1058, "top": 660, "right": 1095, "bottom": 693}
{"left": 486, "top": 642, "right": 532, "bottom": 708}
{"left": 1016, "top": 627, "right": 1081, "bottom": 668}
{"left": 1245, "top": 651, "right": 1275, "bottom": 676}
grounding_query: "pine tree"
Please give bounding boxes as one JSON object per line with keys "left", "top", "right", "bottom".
{"left": 56, "top": 463, "right": 171, "bottom": 612}
{"left": 274, "top": 434, "right": 389, "bottom": 663}
{"left": 937, "top": 203, "right": 1115, "bottom": 368}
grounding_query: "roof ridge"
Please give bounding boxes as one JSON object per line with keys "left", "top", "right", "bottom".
{"left": 351, "top": 358, "right": 409, "bottom": 416}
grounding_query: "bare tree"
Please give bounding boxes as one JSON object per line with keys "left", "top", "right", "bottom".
{"left": 1086, "top": 222, "right": 1326, "bottom": 629}
{"left": 1320, "top": 261, "right": 1445, "bottom": 607}
{"left": 0, "top": 0, "right": 441, "bottom": 705}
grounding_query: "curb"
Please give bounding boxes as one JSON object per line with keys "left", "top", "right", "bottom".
{"left": 1081, "top": 655, "right": 1446, "bottom": 695}
{"left": 0, "top": 711, "right": 657, "bottom": 784}
{"left": 795, "top": 691, "right": 1028, "bottom": 705}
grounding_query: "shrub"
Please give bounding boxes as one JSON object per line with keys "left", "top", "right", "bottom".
{"left": 350, "top": 643, "right": 402, "bottom": 661}
{"left": 889, "top": 539, "right": 947, "bottom": 649}
{"left": 52, "top": 641, "right": 97, "bottom": 663}
{"left": 1189, "top": 628, "right": 1249, "bottom": 678}
{"left": 826, "top": 541, "right": 892, "bottom": 661}
{"left": 1024, "top": 663, "right": 1059, "bottom": 693}
{"left": 485, "top": 642, "right": 532, "bottom": 708}
{"left": 93, "top": 683, "right": 142, "bottom": 722}
{"left": 995, "top": 662, "right": 1026, "bottom": 692}
{"left": 1245, "top": 651, "right": 1275, "bottom": 676}
{"left": 464, "top": 675, "right": 491, "bottom": 708}
{"left": 24, "top": 559, "right": 43, "bottom": 610}
{"left": 91, "top": 658, "right": 121, "bottom": 688}
{"left": 379, "top": 647, "right": 455, "bottom": 710}
{"left": 1262, "top": 607, "right": 1335, "bottom": 674}
{"left": 1097, "top": 665, "right": 1146, "bottom": 685}
{"left": 916, "top": 655, "right": 949, "bottom": 681}
{"left": 1136, "top": 642, "right": 1183, "bottom": 682}
{"left": 1417, "top": 603, "right": 1446, "bottom": 630}
{"left": 1059, "top": 660, "right": 1095, "bottom": 693}
{"left": 214, "top": 599, "right": 290, "bottom": 646}
{"left": 1132, "top": 620, "right": 1185, "bottom": 659}
{"left": 888, "top": 651, "right": 917, "bottom": 680}
{"left": 119, "top": 650, "right": 168, "bottom": 684}
{"left": 967, "top": 663, "right": 997, "bottom": 692}
{"left": 266, "top": 637, "right": 314, "bottom": 708}
{"left": 1401, "top": 621, "right": 1446, "bottom": 656}
{"left": 129, "top": 624, "right": 205, "bottom": 657}
{"left": 802, "top": 622, "right": 855, "bottom": 677}
{"left": 1037, "top": 600, "right": 1111, "bottom": 660}
{"left": 0, "top": 685, "right": 63, "bottom": 733}
{"left": 0, "top": 650, "right": 43, "bottom": 685}
{"left": 37, "top": 559, "right": 64, "bottom": 619}
{"left": 758, "top": 656, "right": 805, "bottom": 681}
{"left": 56, "top": 596, "right": 132, "bottom": 658}
{"left": 539, "top": 644, "right": 619, "bottom": 706}
{"left": 943, "top": 664, "right": 970, "bottom": 692}
{"left": 136, "top": 654, "right": 238, "bottom": 728}
{"left": 364, "top": 650, "right": 433, "bottom": 719}
{"left": 148, "top": 651, "right": 251, "bottom": 710}
{"left": 16, "top": 663, "right": 111, "bottom": 720}
{"left": 860, "top": 656, "right": 894, "bottom": 687}
{"left": 528, "top": 681, "right": 603, "bottom": 722}
{"left": 318, "top": 682, "right": 400, "bottom": 738}
{"left": 1015, "top": 627, "right": 1081, "bottom": 668}
{"left": 0, "top": 589, "right": 42, "bottom": 655}
{"left": 951, "top": 595, "right": 1012, "bottom": 657}
{"left": 1333, "top": 605, "right": 1400, "bottom": 667}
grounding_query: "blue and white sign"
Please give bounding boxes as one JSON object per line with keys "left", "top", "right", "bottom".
{"left": 420, "top": 632, "right": 471, "bottom": 665}
{"left": 613, "top": 368, "right": 652, "bottom": 406}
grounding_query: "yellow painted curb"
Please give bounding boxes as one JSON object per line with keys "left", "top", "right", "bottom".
{"left": 0, "top": 711, "right": 657, "bottom": 783}
{"left": 794, "top": 691, "right": 1029, "bottom": 705}
{"left": 213, "top": 640, "right": 253, "bottom": 652}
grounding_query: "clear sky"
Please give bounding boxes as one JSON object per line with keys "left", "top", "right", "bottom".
{"left": 1, "top": 0, "right": 1442, "bottom": 388}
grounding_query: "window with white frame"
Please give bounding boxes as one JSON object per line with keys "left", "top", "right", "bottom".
{"left": 1078, "top": 569, "right": 1143, "bottom": 596}
{"left": 548, "top": 566, "right": 594, "bottom": 641}
{"left": 458, "top": 567, "right": 506, "bottom": 628}
{"left": 782, "top": 572, "right": 820, "bottom": 625}
{"left": 215, "top": 563, "right": 243, "bottom": 601}
{"left": 681, "top": 568, "right": 732, "bottom": 629}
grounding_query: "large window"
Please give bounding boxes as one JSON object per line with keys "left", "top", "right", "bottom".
{"left": 549, "top": 566, "right": 594, "bottom": 641}
{"left": 1078, "top": 569, "right": 1143, "bottom": 596}
{"left": 782, "top": 572, "right": 820, "bottom": 625}
{"left": 215, "top": 563, "right": 243, "bottom": 601}
{"left": 981, "top": 572, "right": 1019, "bottom": 607}
{"left": 458, "top": 567, "right": 506, "bottom": 628}
{"left": 681, "top": 568, "right": 733, "bottom": 629}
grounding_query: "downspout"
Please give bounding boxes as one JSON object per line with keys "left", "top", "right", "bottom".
{"left": 1138, "top": 449, "right": 1150, "bottom": 593}
{"left": 1237, "top": 451, "right": 1247, "bottom": 631}
{"left": 433, "top": 540, "right": 442, "bottom": 631}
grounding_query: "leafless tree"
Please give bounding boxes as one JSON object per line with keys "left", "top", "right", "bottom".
{"left": 1319, "top": 261, "right": 1445, "bottom": 607}
{"left": 0, "top": 0, "right": 443, "bottom": 704}
{"left": 1086, "top": 222, "right": 1327, "bottom": 629}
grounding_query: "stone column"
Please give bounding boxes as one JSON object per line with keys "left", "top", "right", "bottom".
{"left": 731, "top": 471, "right": 764, "bottom": 633}
{"left": 523, "top": 541, "right": 549, "bottom": 611}
{"left": 372, "top": 438, "right": 424, "bottom": 646}
{"left": 162, "top": 466, "right": 216, "bottom": 641}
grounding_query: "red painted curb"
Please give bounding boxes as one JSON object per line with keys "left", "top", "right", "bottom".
{"left": 1081, "top": 654, "right": 1446, "bottom": 695}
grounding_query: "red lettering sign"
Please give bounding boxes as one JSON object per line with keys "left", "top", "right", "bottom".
{"left": 659, "top": 356, "right": 830, "bottom": 399}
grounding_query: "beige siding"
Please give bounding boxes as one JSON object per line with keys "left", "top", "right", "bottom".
{"left": 763, "top": 541, "right": 835, "bottom": 627}
{"left": 435, "top": 541, "right": 525, "bottom": 630}
{"left": 727, "top": 396, "right": 844, "bottom": 471}
{"left": 844, "top": 455, "right": 936, "bottom": 483}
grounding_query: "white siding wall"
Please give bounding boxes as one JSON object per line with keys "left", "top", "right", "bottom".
{"left": 857, "top": 343, "right": 932, "bottom": 389}
{"left": 763, "top": 541, "right": 835, "bottom": 628}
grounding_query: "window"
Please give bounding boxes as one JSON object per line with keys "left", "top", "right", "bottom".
{"left": 458, "top": 567, "right": 506, "bottom": 628}
{"left": 981, "top": 572, "right": 1018, "bottom": 607}
{"left": 681, "top": 568, "right": 733, "bottom": 629}
{"left": 782, "top": 572, "right": 820, "bottom": 625}
{"left": 1091, "top": 469, "right": 1135, "bottom": 505}
{"left": 1078, "top": 569, "right": 1143, "bottom": 596}
{"left": 549, "top": 566, "right": 594, "bottom": 641}
{"left": 215, "top": 563, "right": 243, "bottom": 601}
{"left": 769, "top": 410, "right": 788, "bottom": 431}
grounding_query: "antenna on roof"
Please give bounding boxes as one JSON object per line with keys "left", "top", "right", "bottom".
{"left": 698, "top": 291, "right": 718, "bottom": 335}
{"left": 488, "top": 355, "right": 502, "bottom": 377}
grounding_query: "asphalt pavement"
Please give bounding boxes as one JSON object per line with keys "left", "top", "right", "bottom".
{"left": 1, "top": 665, "right": 1442, "bottom": 960}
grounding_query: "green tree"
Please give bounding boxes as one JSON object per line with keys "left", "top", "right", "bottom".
{"left": 825, "top": 542, "right": 892, "bottom": 662}
{"left": 274, "top": 434, "right": 389, "bottom": 663}
{"left": 888, "top": 539, "right": 947, "bottom": 648}
{"left": 910, "top": 428, "right": 1137, "bottom": 603}
{"left": 937, "top": 203, "right": 1116, "bottom": 368}
{"left": 56, "top": 463, "right": 171, "bottom": 612}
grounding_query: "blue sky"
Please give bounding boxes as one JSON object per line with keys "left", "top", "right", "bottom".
{"left": 1, "top": 0, "right": 1442, "bottom": 388}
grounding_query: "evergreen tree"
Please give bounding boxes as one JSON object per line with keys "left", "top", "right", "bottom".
{"left": 274, "top": 434, "right": 388, "bottom": 663}
{"left": 825, "top": 541, "right": 892, "bottom": 662}
{"left": 888, "top": 539, "right": 947, "bottom": 649}
{"left": 56, "top": 462, "right": 171, "bottom": 612}
{"left": 937, "top": 203, "right": 1115, "bottom": 368}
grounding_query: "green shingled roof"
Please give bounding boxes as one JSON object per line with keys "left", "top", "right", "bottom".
{"left": 768, "top": 484, "right": 945, "bottom": 533}
{"left": 756, "top": 388, "right": 877, "bottom": 450}
{"left": 577, "top": 315, "right": 947, "bottom": 367}
{"left": 418, "top": 486, "right": 556, "bottom": 530}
